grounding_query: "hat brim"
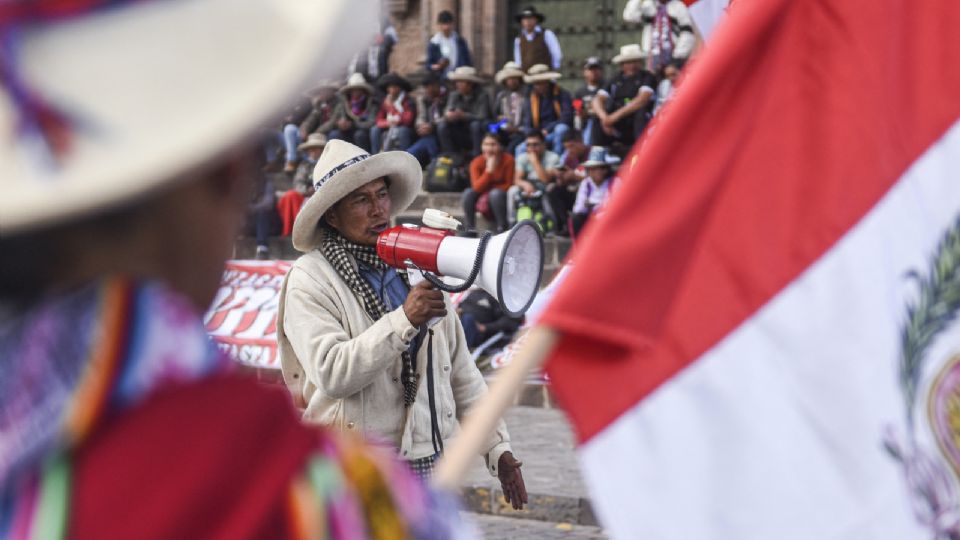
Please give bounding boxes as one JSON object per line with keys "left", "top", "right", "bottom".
{"left": 495, "top": 70, "right": 525, "bottom": 84}
{"left": 297, "top": 142, "right": 326, "bottom": 151}
{"left": 448, "top": 74, "right": 486, "bottom": 84}
{"left": 612, "top": 53, "right": 646, "bottom": 64}
{"left": 1, "top": 0, "right": 373, "bottom": 234}
{"left": 523, "top": 72, "right": 561, "bottom": 83}
{"left": 339, "top": 83, "right": 375, "bottom": 95}
{"left": 378, "top": 78, "right": 413, "bottom": 92}
{"left": 292, "top": 150, "right": 422, "bottom": 252}
{"left": 515, "top": 12, "right": 545, "bottom": 23}
{"left": 582, "top": 161, "right": 615, "bottom": 168}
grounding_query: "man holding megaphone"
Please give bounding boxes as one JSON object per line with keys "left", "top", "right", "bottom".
{"left": 277, "top": 140, "right": 528, "bottom": 508}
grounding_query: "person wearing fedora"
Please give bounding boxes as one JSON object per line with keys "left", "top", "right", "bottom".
{"left": 493, "top": 61, "right": 528, "bottom": 154}
{"left": 278, "top": 140, "right": 528, "bottom": 507}
{"left": 427, "top": 10, "right": 473, "bottom": 78}
{"left": 372, "top": 73, "right": 417, "bottom": 154}
{"left": 513, "top": 5, "right": 562, "bottom": 72}
{"left": 571, "top": 146, "right": 621, "bottom": 236}
{"left": 0, "top": 1, "right": 466, "bottom": 538}
{"left": 592, "top": 43, "right": 659, "bottom": 152}
{"left": 407, "top": 72, "right": 449, "bottom": 166}
{"left": 438, "top": 66, "right": 492, "bottom": 157}
{"left": 327, "top": 73, "right": 380, "bottom": 152}
{"left": 519, "top": 64, "right": 574, "bottom": 157}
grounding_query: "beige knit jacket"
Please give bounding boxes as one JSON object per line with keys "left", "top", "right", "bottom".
{"left": 277, "top": 250, "right": 511, "bottom": 476}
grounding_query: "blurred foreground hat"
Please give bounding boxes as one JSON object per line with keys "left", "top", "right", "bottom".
{"left": 0, "top": 0, "right": 372, "bottom": 235}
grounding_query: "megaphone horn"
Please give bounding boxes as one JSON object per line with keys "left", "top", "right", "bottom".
{"left": 377, "top": 220, "right": 545, "bottom": 317}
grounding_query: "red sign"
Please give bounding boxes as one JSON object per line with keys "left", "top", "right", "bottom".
{"left": 205, "top": 261, "right": 291, "bottom": 369}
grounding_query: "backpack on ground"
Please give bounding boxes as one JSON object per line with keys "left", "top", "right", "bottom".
{"left": 424, "top": 153, "right": 468, "bottom": 192}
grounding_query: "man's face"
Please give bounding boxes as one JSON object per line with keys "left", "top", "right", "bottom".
{"left": 324, "top": 178, "right": 392, "bottom": 246}
{"left": 621, "top": 60, "right": 642, "bottom": 77}
{"left": 438, "top": 21, "right": 453, "bottom": 35}
{"left": 424, "top": 82, "right": 441, "bottom": 98}
{"left": 454, "top": 80, "right": 474, "bottom": 95}
{"left": 584, "top": 66, "right": 602, "bottom": 85}
{"left": 386, "top": 84, "right": 401, "bottom": 98}
{"left": 349, "top": 89, "right": 367, "bottom": 101}
{"left": 526, "top": 136, "right": 545, "bottom": 157}
{"left": 306, "top": 147, "right": 324, "bottom": 161}
{"left": 504, "top": 77, "right": 522, "bottom": 91}
{"left": 533, "top": 81, "right": 550, "bottom": 95}
{"left": 521, "top": 16, "right": 537, "bottom": 32}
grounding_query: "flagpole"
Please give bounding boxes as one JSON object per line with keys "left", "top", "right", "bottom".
{"left": 432, "top": 324, "right": 559, "bottom": 491}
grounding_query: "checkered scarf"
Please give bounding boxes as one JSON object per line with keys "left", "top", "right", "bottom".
{"left": 321, "top": 228, "right": 419, "bottom": 406}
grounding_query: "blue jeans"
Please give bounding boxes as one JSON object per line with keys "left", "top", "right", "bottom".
{"left": 371, "top": 126, "right": 414, "bottom": 153}
{"left": 329, "top": 128, "right": 371, "bottom": 152}
{"left": 406, "top": 134, "right": 439, "bottom": 166}
{"left": 282, "top": 123, "right": 300, "bottom": 163}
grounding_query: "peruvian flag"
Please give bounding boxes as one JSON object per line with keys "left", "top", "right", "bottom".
{"left": 684, "top": 0, "right": 729, "bottom": 40}
{"left": 540, "top": 1, "right": 960, "bottom": 538}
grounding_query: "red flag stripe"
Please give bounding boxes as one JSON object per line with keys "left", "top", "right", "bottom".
{"left": 542, "top": 0, "right": 960, "bottom": 443}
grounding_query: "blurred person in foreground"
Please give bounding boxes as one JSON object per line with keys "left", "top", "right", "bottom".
{"left": 277, "top": 140, "right": 527, "bottom": 507}
{"left": 0, "top": 1, "right": 470, "bottom": 538}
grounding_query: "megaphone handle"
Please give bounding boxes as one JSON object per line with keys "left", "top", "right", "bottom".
{"left": 405, "top": 267, "right": 443, "bottom": 328}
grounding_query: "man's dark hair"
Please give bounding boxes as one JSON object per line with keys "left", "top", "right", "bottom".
{"left": 437, "top": 10, "right": 455, "bottom": 24}
{"left": 560, "top": 129, "right": 582, "bottom": 144}
{"left": 483, "top": 130, "right": 508, "bottom": 146}
{"left": 524, "top": 129, "right": 545, "bottom": 142}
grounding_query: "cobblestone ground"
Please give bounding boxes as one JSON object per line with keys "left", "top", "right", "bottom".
{"left": 464, "top": 513, "right": 608, "bottom": 539}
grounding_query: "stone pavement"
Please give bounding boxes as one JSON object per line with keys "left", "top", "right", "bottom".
{"left": 459, "top": 406, "right": 598, "bottom": 526}
{"left": 464, "top": 513, "right": 608, "bottom": 539}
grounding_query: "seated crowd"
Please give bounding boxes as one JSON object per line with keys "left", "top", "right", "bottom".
{"left": 255, "top": 3, "right": 690, "bottom": 257}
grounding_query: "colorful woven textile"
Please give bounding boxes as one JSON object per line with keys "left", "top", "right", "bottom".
{"left": 0, "top": 278, "right": 468, "bottom": 539}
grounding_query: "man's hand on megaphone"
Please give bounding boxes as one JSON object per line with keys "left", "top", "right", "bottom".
{"left": 497, "top": 451, "right": 528, "bottom": 510}
{"left": 403, "top": 281, "right": 447, "bottom": 327}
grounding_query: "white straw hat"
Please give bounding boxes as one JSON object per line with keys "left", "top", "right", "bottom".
{"left": 0, "top": 0, "right": 374, "bottom": 234}
{"left": 292, "top": 140, "right": 421, "bottom": 252}
{"left": 495, "top": 61, "right": 526, "bottom": 84}
{"left": 448, "top": 66, "right": 486, "bottom": 84}
{"left": 523, "top": 64, "right": 562, "bottom": 83}
{"left": 339, "top": 73, "right": 375, "bottom": 95}
{"left": 612, "top": 44, "right": 646, "bottom": 64}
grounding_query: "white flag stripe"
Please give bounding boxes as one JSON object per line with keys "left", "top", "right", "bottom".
{"left": 578, "top": 119, "right": 960, "bottom": 540}
{"left": 688, "top": 0, "right": 729, "bottom": 41}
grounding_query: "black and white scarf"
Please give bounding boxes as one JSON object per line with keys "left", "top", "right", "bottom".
{"left": 320, "top": 229, "right": 420, "bottom": 406}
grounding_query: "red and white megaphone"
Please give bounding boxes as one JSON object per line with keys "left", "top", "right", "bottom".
{"left": 377, "top": 209, "right": 544, "bottom": 318}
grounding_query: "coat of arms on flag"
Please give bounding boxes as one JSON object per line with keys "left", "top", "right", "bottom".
{"left": 886, "top": 217, "right": 960, "bottom": 537}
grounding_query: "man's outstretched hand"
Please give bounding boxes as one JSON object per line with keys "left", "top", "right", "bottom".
{"left": 497, "top": 451, "right": 528, "bottom": 510}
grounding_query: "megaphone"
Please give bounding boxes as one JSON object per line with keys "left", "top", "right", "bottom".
{"left": 377, "top": 210, "right": 544, "bottom": 318}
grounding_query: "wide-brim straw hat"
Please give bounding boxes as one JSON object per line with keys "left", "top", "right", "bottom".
{"left": 376, "top": 73, "right": 413, "bottom": 93}
{"left": 612, "top": 44, "right": 646, "bottom": 64}
{"left": 495, "top": 61, "right": 526, "bottom": 84}
{"left": 582, "top": 146, "right": 621, "bottom": 169}
{"left": 524, "top": 64, "right": 562, "bottom": 83}
{"left": 297, "top": 133, "right": 328, "bottom": 152}
{"left": 448, "top": 66, "right": 486, "bottom": 85}
{"left": 1, "top": 0, "right": 375, "bottom": 234}
{"left": 292, "top": 140, "right": 421, "bottom": 252}
{"left": 339, "top": 72, "right": 375, "bottom": 95}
